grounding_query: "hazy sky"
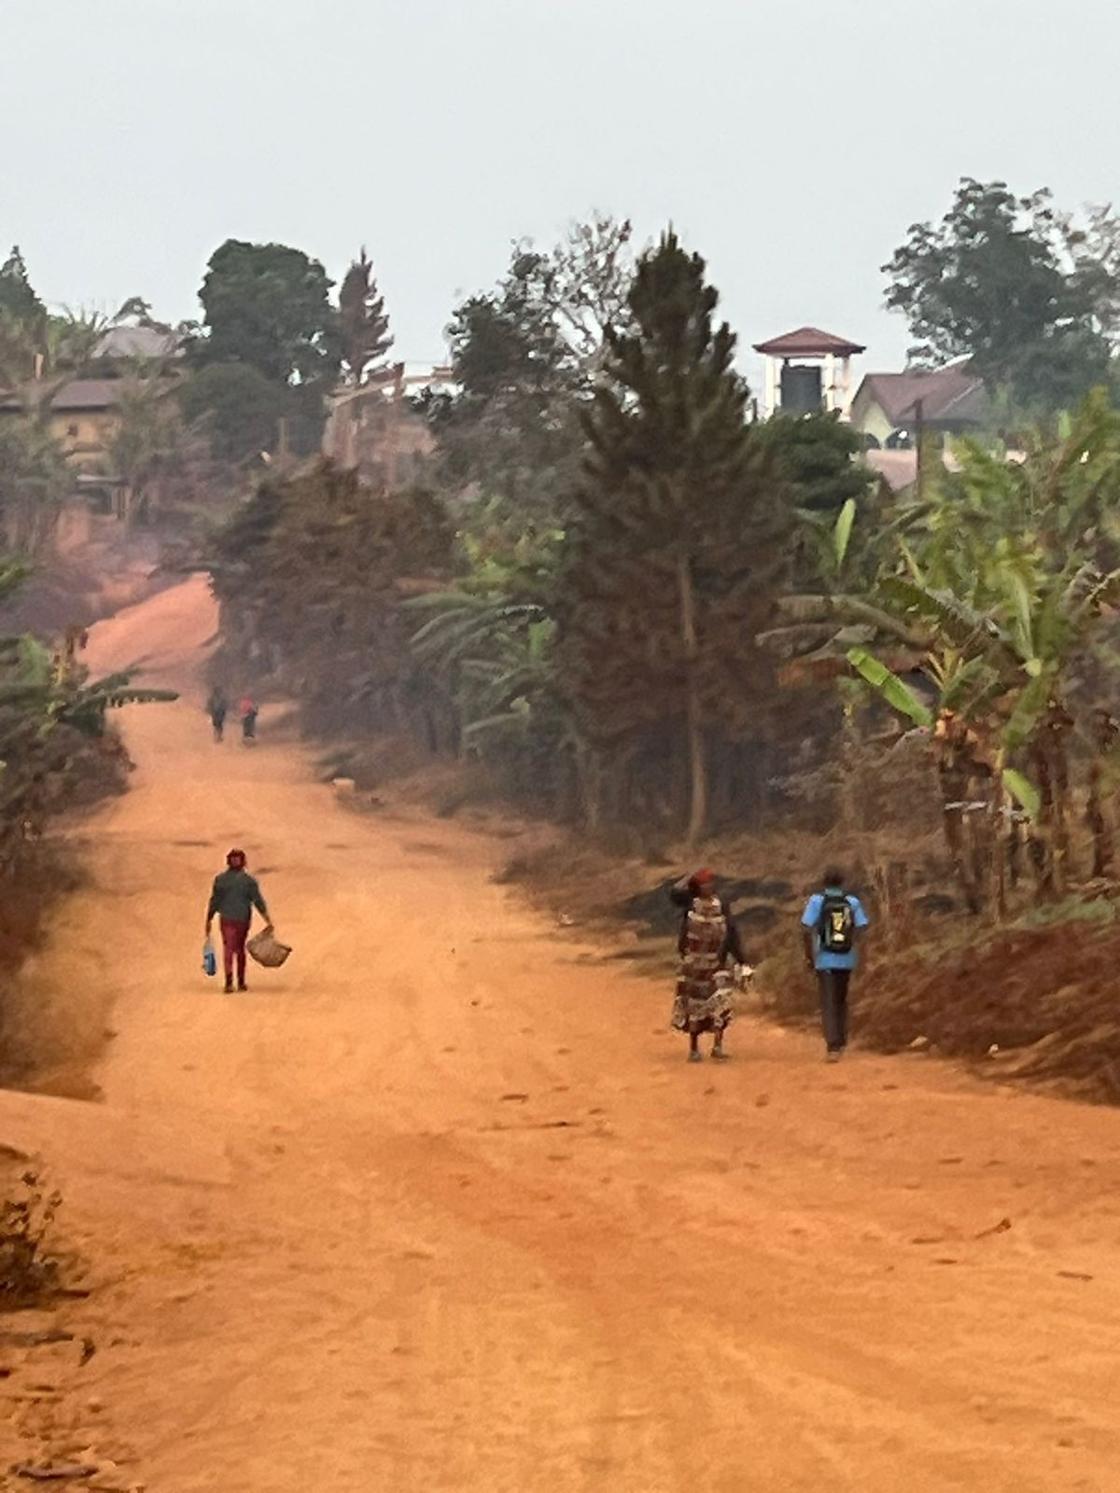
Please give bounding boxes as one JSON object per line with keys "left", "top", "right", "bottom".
{"left": 2, "top": 0, "right": 1117, "bottom": 388}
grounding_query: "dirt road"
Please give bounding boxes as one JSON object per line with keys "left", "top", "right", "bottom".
{"left": 4, "top": 576, "right": 1120, "bottom": 1492}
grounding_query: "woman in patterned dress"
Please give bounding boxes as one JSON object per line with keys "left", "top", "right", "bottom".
{"left": 669, "top": 868, "right": 747, "bottom": 1062}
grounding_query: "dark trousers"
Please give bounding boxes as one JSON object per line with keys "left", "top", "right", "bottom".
{"left": 220, "top": 917, "right": 250, "bottom": 987}
{"left": 817, "top": 969, "right": 851, "bottom": 1051}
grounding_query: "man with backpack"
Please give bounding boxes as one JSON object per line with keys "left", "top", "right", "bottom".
{"left": 800, "top": 868, "right": 870, "bottom": 1062}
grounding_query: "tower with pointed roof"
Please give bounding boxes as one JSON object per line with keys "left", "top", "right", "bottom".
{"left": 752, "top": 326, "right": 866, "bottom": 421}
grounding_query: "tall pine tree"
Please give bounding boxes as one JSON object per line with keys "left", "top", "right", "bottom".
{"left": 559, "top": 230, "right": 784, "bottom": 843}
{"left": 339, "top": 248, "right": 393, "bottom": 384}
{"left": 0, "top": 246, "right": 44, "bottom": 329}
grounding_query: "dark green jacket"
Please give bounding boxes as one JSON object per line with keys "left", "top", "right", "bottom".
{"left": 207, "top": 869, "right": 268, "bottom": 925}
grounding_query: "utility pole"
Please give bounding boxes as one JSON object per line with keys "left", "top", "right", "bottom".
{"left": 385, "top": 362, "right": 404, "bottom": 491}
{"left": 913, "top": 397, "right": 925, "bottom": 503}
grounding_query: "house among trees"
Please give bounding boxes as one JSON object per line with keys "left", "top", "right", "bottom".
{"left": 0, "top": 323, "right": 181, "bottom": 519}
{"left": 0, "top": 377, "right": 128, "bottom": 478}
{"left": 849, "top": 360, "right": 988, "bottom": 449}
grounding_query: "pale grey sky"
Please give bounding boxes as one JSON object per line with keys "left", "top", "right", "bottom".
{"left": 2, "top": 0, "right": 1116, "bottom": 386}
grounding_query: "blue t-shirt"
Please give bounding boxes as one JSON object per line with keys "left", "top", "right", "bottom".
{"left": 801, "top": 890, "right": 869, "bottom": 971}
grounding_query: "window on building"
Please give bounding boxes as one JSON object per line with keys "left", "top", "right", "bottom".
{"left": 67, "top": 422, "right": 80, "bottom": 438}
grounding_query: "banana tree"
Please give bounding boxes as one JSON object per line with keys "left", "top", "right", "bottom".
{"left": 0, "top": 623, "right": 178, "bottom": 864}
{"left": 406, "top": 587, "right": 581, "bottom": 803}
{"left": 763, "top": 391, "right": 1120, "bottom": 911}
{"left": 850, "top": 543, "right": 1120, "bottom": 907}
{"left": 847, "top": 641, "right": 1014, "bottom": 914}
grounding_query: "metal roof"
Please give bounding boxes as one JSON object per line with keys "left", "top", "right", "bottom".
{"left": 94, "top": 324, "right": 180, "bottom": 361}
{"left": 0, "top": 378, "right": 122, "bottom": 412}
{"left": 854, "top": 363, "right": 987, "bottom": 426}
{"left": 753, "top": 326, "right": 866, "bottom": 357}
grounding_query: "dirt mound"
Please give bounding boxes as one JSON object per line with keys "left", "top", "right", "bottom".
{"left": 858, "top": 906, "right": 1120, "bottom": 1101}
{"left": 0, "top": 847, "right": 104, "bottom": 1098}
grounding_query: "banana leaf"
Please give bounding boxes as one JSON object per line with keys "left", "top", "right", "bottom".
{"left": 1002, "top": 768, "right": 1040, "bottom": 820}
{"left": 846, "top": 647, "right": 933, "bottom": 728}
{"left": 833, "top": 497, "right": 857, "bottom": 568}
{"left": 1000, "top": 670, "right": 1053, "bottom": 753}
{"left": 877, "top": 576, "right": 1002, "bottom": 653}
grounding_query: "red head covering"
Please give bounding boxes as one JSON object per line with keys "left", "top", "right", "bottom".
{"left": 692, "top": 867, "right": 716, "bottom": 888}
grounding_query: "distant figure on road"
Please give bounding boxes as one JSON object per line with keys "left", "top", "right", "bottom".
{"left": 669, "top": 868, "right": 748, "bottom": 1063}
{"left": 206, "top": 849, "right": 271, "bottom": 993}
{"left": 801, "top": 868, "right": 870, "bottom": 1062}
{"left": 206, "top": 686, "right": 228, "bottom": 743}
{"left": 239, "top": 694, "right": 259, "bottom": 746}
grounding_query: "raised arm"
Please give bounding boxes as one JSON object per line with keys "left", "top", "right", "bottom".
{"left": 669, "top": 875, "right": 693, "bottom": 910}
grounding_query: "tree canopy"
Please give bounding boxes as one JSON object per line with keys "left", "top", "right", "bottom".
{"left": 179, "top": 361, "right": 289, "bottom": 465}
{"left": 210, "top": 461, "right": 453, "bottom": 737}
{"left": 195, "top": 239, "right": 339, "bottom": 387}
{"left": 757, "top": 411, "right": 873, "bottom": 514}
{"left": 428, "top": 216, "right": 635, "bottom": 525}
{"left": 883, "top": 179, "right": 1116, "bottom": 411}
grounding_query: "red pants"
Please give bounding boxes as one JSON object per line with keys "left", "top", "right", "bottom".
{"left": 219, "top": 918, "right": 250, "bottom": 987}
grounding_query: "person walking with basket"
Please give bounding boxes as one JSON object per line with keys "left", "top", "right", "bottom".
{"left": 205, "top": 849, "right": 272, "bottom": 993}
{"left": 801, "top": 868, "right": 870, "bottom": 1062}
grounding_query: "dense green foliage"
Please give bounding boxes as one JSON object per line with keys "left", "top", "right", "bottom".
{"left": 427, "top": 216, "right": 634, "bottom": 525}
{"left": 0, "top": 414, "right": 72, "bottom": 553}
{"left": 560, "top": 230, "right": 788, "bottom": 840}
{"left": 217, "top": 227, "right": 827, "bottom": 841}
{"left": 11, "top": 186, "right": 1119, "bottom": 886}
{"left": 195, "top": 240, "right": 338, "bottom": 387}
{"left": 188, "top": 239, "right": 342, "bottom": 459}
{"left": 183, "top": 239, "right": 396, "bottom": 462}
{"left": 771, "top": 392, "right": 1120, "bottom": 913}
{"left": 178, "top": 361, "right": 289, "bottom": 466}
{"left": 759, "top": 411, "right": 874, "bottom": 515}
{"left": 0, "top": 563, "right": 177, "bottom": 867}
{"left": 883, "top": 179, "right": 1118, "bottom": 412}
{"left": 0, "top": 247, "right": 44, "bottom": 339}
{"left": 209, "top": 461, "right": 454, "bottom": 739}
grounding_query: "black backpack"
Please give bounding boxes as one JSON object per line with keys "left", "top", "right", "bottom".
{"left": 819, "top": 892, "right": 854, "bottom": 954}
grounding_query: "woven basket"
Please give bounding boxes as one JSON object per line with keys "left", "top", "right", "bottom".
{"left": 247, "top": 928, "right": 292, "bottom": 968}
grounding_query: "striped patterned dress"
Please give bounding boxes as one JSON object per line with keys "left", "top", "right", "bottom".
{"left": 670, "top": 894, "right": 735, "bottom": 1035}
